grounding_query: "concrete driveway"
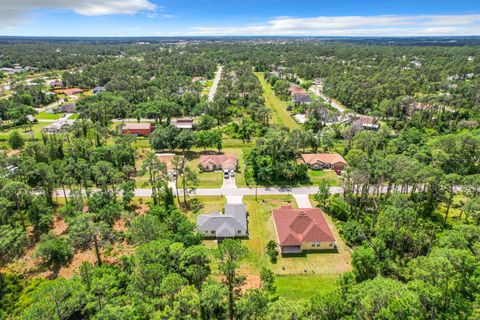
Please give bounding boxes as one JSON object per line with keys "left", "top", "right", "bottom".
{"left": 293, "top": 194, "right": 313, "bottom": 208}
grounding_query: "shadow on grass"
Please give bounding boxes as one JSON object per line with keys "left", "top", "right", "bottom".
{"left": 281, "top": 249, "right": 339, "bottom": 258}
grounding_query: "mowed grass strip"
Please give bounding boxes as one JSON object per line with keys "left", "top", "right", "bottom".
{"left": 276, "top": 275, "right": 337, "bottom": 300}
{"left": 255, "top": 72, "right": 300, "bottom": 130}
{"left": 34, "top": 112, "right": 63, "bottom": 120}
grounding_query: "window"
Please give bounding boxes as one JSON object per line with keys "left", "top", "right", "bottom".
{"left": 238, "top": 230, "right": 241, "bottom": 234}
{"left": 329, "top": 243, "right": 333, "bottom": 247}
{"left": 316, "top": 243, "right": 320, "bottom": 247}
{"left": 211, "top": 230, "right": 215, "bottom": 234}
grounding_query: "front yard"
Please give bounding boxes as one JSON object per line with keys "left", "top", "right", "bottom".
{"left": 307, "top": 170, "right": 341, "bottom": 186}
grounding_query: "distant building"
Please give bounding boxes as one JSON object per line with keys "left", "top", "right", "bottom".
{"left": 93, "top": 86, "right": 106, "bottom": 94}
{"left": 26, "top": 115, "right": 36, "bottom": 122}
{"left": 199, "top": 154, "right": 238, "bottom": 172}
{"left": 353, "top": 115, "right": 379, "bottom": 131}
{"left": 289, "top": 84, "right": 311, "bottom": 105}
{"left": 170, "top": 117, "right": 193, "bottom": 129}
{"left": 273, "top": 206, "right": 336, "bottom": 254}
{"left": 121, "top": 123, "right": 155, "bottom": 136}
{"left": 197, "top": 204, "right": 248, "bottom": 239}
{"left": 301, "top": 153, "right": 347, "bottom": 172}
{"left": 192, "top": 76, "right": 206, "bottom": 83}
{"left": 56, "top": 103, "right": 76, "bottom": 113}
{"left": 49, "top": 81, "right": 64, "bottom": 88}
{"left": 42, "top": 119, "right": 75, "bottom": 134}
{"left": 55, "top": 88, "right": 84, "bottom": 96}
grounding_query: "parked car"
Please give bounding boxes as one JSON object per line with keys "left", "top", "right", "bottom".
{"left": 223, "top": 170, "right": 229, "bottom": 179}
{"left": 230, "top": 170, "right": 235, "bottom": 177}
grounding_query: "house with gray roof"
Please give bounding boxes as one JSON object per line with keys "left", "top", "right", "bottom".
{"left": 197, "top": 204, "right": 248, "bottom": 239}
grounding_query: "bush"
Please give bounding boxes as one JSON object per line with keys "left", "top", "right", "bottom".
{"left": 265, "top": 240, "right": 279, "bottom": 263}
{"left": 8, "top": 131, "right": 25, "bottom": 149}
{"left": 35, "top": 233, "right": 73, "bottom": 268}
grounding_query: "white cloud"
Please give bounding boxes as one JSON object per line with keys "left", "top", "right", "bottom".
{"left": 0, "top": 0, "right": 157, "bottom": 27}
{"left": 187, "top": 14, "right": 480, "bottom": 36}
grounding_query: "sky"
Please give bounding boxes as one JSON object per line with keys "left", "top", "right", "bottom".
{"left": 0, "top": 0, "right": 479, "bottom": 37}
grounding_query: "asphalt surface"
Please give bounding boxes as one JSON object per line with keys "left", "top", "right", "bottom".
{"left": 208, "top": 66, "right": 223, "bottom": 102}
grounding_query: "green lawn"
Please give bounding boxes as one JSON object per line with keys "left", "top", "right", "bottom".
{"left": 276, "top": 275, "right": 337, "bottom": 300}
{"left": 307, "top": 170, "right": 341, "bottom": 186}
{"left": 196, "top": 171, "right": 223, "bottom": 188}
{"left": 255, "top": 72, "right": 300, "bottom": 130}
{"left": 182, "top": 196, "right": 226, "bottom": 222}
{"left": 34, "top": 111, "right": 63, "bottom": 120}
{"left": 0, "top": 123, "right": 49, "bottom": 141}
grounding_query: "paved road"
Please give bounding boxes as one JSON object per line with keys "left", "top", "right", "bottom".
{"left": 309, "top": 85, "right": 346, "bottom": 113}
{"left": 208, "top": 66, "right": 223, "bottom": 102}
{"left": 119, "top": 186, "right": 342, "bottom": 197}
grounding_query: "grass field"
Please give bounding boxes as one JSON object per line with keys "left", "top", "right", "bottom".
{"left": 276, "top": 275, "right": 337, "bottom": 300}
{"left": 183, "top": 196, "right": 226, "bottom": 222}
{"left": 307, "top": 170, "right": 341, "bottom": 186}
{"left": 0, "top": 123, "right": 49, "bottom": 141}
{"left": 255, "top": 72, "right": 300, "bottom": 130}
{"left": 34, "top": 111, "right": 63, "bottom": 120}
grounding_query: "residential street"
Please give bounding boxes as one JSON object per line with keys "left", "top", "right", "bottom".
{"left": 208, "top": 65, "right": 223, "bottom": 102}
{"left": 309, "top": 85, "right": 347, "bottom": 113}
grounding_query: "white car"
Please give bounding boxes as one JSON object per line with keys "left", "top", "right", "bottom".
{"left": 230, "top": 170, "right": 235, "bottom": 177}
{"left": 223, "top": 170, "right": 229, "bottom": 179}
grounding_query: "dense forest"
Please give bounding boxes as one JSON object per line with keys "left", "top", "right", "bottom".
{"left": 0, "top": 38, "right": 479, "bottom": 319}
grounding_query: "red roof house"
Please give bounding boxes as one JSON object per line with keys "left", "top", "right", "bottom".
{"left": 301, "top": 153, "right": 347, "bottom": 172}
{"left": 273, "top": 206, "right": 336, "bottom": 254}
{"left": 199, "top": 154, "right": 238, "bottom": 171}
{"left": 62, "top": 88, "right": 84, "bottom": 96}
{"left": 121, "top": 123, "right": 154, "bottom": 136}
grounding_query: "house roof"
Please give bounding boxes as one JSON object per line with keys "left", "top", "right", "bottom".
{"left": 122, "top": 123, "right": 153, "bottom": 130}
{"left": 273, "top": 206, "right": 335, "bottom": 246}
{"left": 170, "top": 117, "right": 194, "bottom": 128}
{"left": 301, "top": 153, "right": 347, "bottom": 165}
{"left": 42, "top": 119, "right": 75, "bottom": 133}
{"left": 156, "top": 153, "right": 183, "bottom": 172}
{"left": 197, "top": 203, "right": 247, "bottom": 237}
{"left": 199, "top": 154, "right": 238, "bottom": 167}
{"left": 63, "top": 88, "right": 83, "bottom": 96}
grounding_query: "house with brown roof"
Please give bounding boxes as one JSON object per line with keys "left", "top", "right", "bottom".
{"left": 273, "top": 206, "right": 336, "bottom": 254}
{"left": 301, "top": 153, "right": 347, "bottom": 172}
{"left": 121, "top": 123, "right": 155, "bottom": 136}
{"left": 63, "top": 88, "right": 84, "bottom": 96}
{"left": 156, "top": 153, "right": 184, "bottom": 176}
{"left": 199, "top": 154, "right": 238, "bottom": 172}
{"left": 352, "top": 115, "right": 379, "bottom": 131}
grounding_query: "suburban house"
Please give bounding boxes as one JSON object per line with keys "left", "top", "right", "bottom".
{"left": 170, "top": 117, "right": 193, "bottom": 129}
{"left": 42, "top": 119, "right": 75, "bottom": 134}
{"left": 49, "top": 81, "right": 64, "bottom": 88}
{"left": 199, "top": 154, "right": 238, "bottom": 172}
{"left": 26, "top": 115, "right": 36, "bottom": 122}
{"left": 353, "top": 115, "right": 380, "bottom": 131}
{"left": 62, "top": 88, "right": 84, "bottom": 96}
{"left": 289, "top": 85, "right": 311, "bottom": 105}
{"left": 301, "top": 153, "right": 347, "bottom": 172}
{"left": 192, "top": 76, "right": 206, "bottom": 84}
{"left": 197, "top": 204, "right": 248, "bottom": 239}
{"left": 121, "top": 123, "right": 155, "bottom": 136}
{"left": 56, "top": 102, "right": 76, "bottom": 113}
{"left": 93, "top": 86, "right": 106, "bottom": 95}
{"left": 156, "top": 153, "right": 184, "bottom": 176}
{"left": 273, "top": 206, "right": 336, "bottom": 254}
